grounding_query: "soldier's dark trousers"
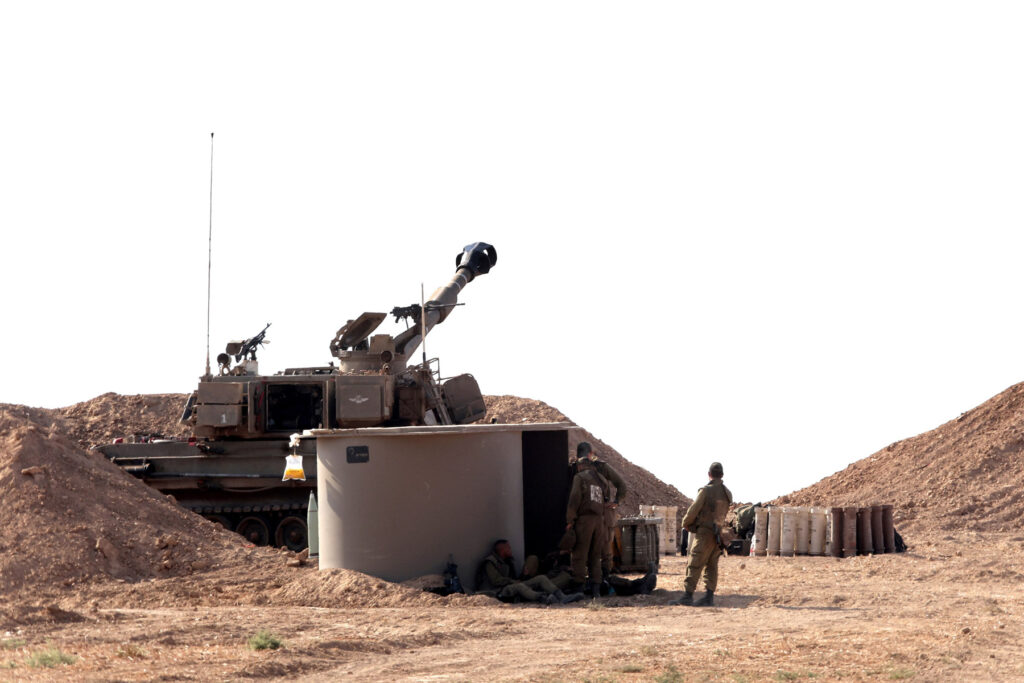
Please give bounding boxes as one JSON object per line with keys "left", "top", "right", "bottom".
{"left": 571, "top": 513, "right": 604, "bottom": 585}
{"left": 601, "top": 508, "right": 617, "bottom": 574}
{"left": 683, "top": 529, "right": 721, "bottom": 593}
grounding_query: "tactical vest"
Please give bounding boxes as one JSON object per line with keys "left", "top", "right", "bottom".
{"left": 695, "top": 479, "right": 731, "bottom": 531}
{"left": 576, "top": 468, "right": 609, "bottom": 517}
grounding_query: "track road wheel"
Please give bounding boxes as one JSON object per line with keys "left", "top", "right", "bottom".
{"left": 236, "top": 516, "right": 270, "bottom": 546}
{"left": 275, "top": 516, "right": 308, "bottom": 552}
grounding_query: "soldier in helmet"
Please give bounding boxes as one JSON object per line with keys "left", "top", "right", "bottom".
{"left": 575, "top": 441, "right": 628, "bottom": 582}
{"left": 675, "top": 461, "right": 733, "bottom": 606}
{"left": 566, "top": 453, "right": 611, "bottom": 596}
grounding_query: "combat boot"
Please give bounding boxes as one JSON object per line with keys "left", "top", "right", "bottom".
{"left": 695, "top": 591, "right": 714, "bottom": 606}
{"left": 673, "top": 591, "right": 693, "bottom": 606}
{"left": 637, "top": 568, "right": 658, "bottom": 595}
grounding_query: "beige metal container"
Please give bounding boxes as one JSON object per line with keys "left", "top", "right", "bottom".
{"left": 794, "top": 506, "right": 810, "bottom": 555}
{"left": 808, "top": 507, "right": 827, "bottom": 556}
{"left": 313, "top": 423, "right": 573, "bottom": 582}
{"left": 751, "top": 506, "right": 769, "bottom": 556}
{"left": 766, "top": 506, "right": 782, "bottom": 556}
{"left": 780, "top": 507, "right": 797, "bottom": 557}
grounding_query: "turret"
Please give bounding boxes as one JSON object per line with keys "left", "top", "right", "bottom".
{"left": 185, "top": 242, "right": 496, "bottom": 438}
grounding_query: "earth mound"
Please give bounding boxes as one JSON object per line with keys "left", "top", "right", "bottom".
{"left": 776, "top": 381, "right": 1024, "bottom": 533}
{"left": 58, "top": 392, "right": 191, "bottom": 446}
{"left": 0, "top": 410, "right": 245, "bottom": 595}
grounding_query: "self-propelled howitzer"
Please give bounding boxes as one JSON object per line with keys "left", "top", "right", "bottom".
{"left": 98, "top": 242, "right": 497, "bottom": 549}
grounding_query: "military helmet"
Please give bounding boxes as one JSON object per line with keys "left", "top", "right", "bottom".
{"left": 576, "top": 442, "right": 593, "bottom": 458}
{"left": 709, "top": 461, "right": 724, "bottom": 477}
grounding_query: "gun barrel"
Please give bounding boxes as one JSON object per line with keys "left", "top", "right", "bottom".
{"left": 394, "top": 242, "right": 496, "bottom": 357}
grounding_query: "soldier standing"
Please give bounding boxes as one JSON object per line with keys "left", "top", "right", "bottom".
{"left": 566, "top": 455, "right": 610, "bottom": 596}
{"left": 575, "top": 442, "right": 627, "bottom": 580}
{"left": 676, "top": 461, "right": 732, "bottom": 606}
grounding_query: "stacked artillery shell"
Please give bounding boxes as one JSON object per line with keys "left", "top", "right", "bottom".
{"left": 780, "top": 507, "right": 797, "bottom": 557}
{"left": 871, "top": 505, "right": 885, "bottom": 554}
{"left": 827, "top": 507, "right": 844, "bottom": 557}
{"left": 808, "top": 507, "right": 827, "bottom": 556}
{"left": 842, "top": 507, "right": 858, "bottom": 557}
{"left": 758, "top": 503, "right": 897, "bottom": 559}
{"left": 794, "top": 507, "right": 810, "bottom": 555}
{"left": 767, "top": 506, "right": 782, "bottom": 556}
{"left": 751, "top": 506, "right": 769, "bottom": 556}
{"left": 857, "top": 507, "right": 874, "bottom": 555}
{"left": 882, "top": 504, "right": 895, "bottom": 553}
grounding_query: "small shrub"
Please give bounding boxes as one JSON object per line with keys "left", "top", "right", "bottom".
{"left": 888, "top": 669, "right": 915, "bottom": 680}
{"left": 116, "top": 643, "right": 148, "bottom": 659}
{"left": 655, "top": 664, "right": 685, "bottom": 683}
{"left": 26, "top": 647, "right": 76, "bottom": 668}
{"left": 617, "top": 663, "right": 644, "bottom": 673}
{"left": 0, "top": 639, "right": 25, "bottom": 650}
{"left": 774, "top": 672, "right": 818, "bottom": 681}
{"left": 247, "top": 629, "right": 283, "bottom": 651}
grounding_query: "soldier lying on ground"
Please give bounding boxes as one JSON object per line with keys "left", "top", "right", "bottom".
{"left": 540, "top": 551, "right": 658, "bottom": 597}
{"left": 475, "top": 539, "right": 585, "bottom": 604}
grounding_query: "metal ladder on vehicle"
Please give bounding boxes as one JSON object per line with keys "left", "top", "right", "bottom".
{"left": 420, "top": 362, "right": 453, "bottom": 425}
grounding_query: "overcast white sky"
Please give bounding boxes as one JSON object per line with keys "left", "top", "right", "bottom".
{"left": 2, "top": 2, "right": 1023, "bottom": 502}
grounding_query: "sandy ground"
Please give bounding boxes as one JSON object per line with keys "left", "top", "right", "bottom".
{"left": 3, "top": 532, "right": 1022, "bottom": 682}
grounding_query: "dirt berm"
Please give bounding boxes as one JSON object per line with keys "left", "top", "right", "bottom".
{"left": 776, "top": 380, "right": 1024, "bottom": 534}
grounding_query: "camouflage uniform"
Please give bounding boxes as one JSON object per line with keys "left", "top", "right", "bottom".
{"left": 566, "top": 462, "right": 610, "bottom": 586}
{"left": 592, "top": 459, "right": 627, "bottom": 573}
{"left": 478, "top": 551, "right": 561, "bottom": 602}
{"left": 681, "top": 476, "right": 733, "bottom": 594}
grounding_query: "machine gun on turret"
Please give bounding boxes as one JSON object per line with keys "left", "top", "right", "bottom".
{"left": 216, "top": 323, "right": 271, "bottom": 375}
{"left": 234, "top": 323, "right": 271, "bottom": 361}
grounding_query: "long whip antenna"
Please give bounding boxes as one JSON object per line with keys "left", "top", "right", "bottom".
{"left": 421, "top": 282, "right": 427, "bottom": 366}
{"left": 204, "top": 132, "right": 215, "bottom": 380}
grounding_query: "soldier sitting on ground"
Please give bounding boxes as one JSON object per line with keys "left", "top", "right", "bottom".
{"left": 475, "top": 540, "right": 584, "bottom": 604}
